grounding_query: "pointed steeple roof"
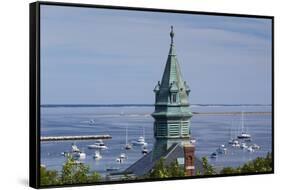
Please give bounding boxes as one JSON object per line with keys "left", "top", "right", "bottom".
{"left": 152, "top": 26, "right": 192, "bottom": 139}
{"left": 156, "top": 26, "right": 189, "bottom": 105}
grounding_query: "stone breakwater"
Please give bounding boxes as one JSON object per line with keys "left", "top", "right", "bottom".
{"left": 41, "top": 135, "right": 112, "bottom": 141}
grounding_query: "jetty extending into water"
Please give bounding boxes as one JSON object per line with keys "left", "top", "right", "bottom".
{"left": 41, "top": 135, "right": 112, "bottom": 141}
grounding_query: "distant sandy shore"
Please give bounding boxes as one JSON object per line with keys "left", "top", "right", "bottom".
{"left": 193, "top": 112, "right": 272, "bottom": 115}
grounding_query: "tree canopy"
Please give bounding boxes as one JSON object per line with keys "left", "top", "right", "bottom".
{"left": 149, "top": 157, "right": 185, "bottom": 178}
{"left": 41, "top": 156, "right": 101, "bottom": 186}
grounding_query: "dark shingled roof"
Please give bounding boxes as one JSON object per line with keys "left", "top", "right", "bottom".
{"left": 123, "top": 143, "right": 203, "bottom": 177}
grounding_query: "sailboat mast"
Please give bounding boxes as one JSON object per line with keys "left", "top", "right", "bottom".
{"left": 125, "top": 126, "right": 128, "bottom": 144}
{"left": 229, "top": 121, "right": 233, "bottom": 139}
{"left": 241, "top": 111, "right": 244, "bottom": 133}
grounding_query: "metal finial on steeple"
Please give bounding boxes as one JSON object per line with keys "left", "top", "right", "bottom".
{"left": 170, "top": 25, "right": 174, "bottom": 44}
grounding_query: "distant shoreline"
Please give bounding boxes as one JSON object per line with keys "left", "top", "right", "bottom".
{"left": 193, "top": 111, "right": 272, "bottom": 115}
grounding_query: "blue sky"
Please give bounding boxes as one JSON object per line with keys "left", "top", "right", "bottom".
{"left": 40, "top": 5, "right": 272, "bottom": 105}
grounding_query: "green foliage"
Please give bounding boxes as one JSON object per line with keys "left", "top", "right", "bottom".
{"left": 61, "top": 157, "right": 90, "bottom": 184}
{"left": 220, "top": 167, "right": 237, "bottom": 174}
{"left": 88, "top": 172, "right": 102, "bottom": 182}
{"left": 149, "top": 157, "right": 169, "bottom": 178}
{"left": 220, "top": 153, "right": 272, "bottom": 174}
{"left": 40, "top": 151, "right": 272, "bottom": 186}
{"left": 149, "top": 157, "right": 185, "bottom": 179}
{"left": 240, "top": 153, "right": 272, "bottom": 173}
{"left": 40, "top": 166, "right": 60, "bottom": 186}
{"left": 220, "top": 152, "right": 272, "bottom": 175}
{"left": 201, "top": 157, "right": 216, "bottom": 175}
{"left": 167, "top": 160, "right": 185, "bottom": 177}
{"left": 195, "top": 170, "right": 201, "bottom": 176}
{"left": 201, "top": 153, "right": 272, "bottom": 176}
{"left": 122, "top": 173, "right": 135, "bottom": 181}
{"left": 40, "top": 156, "right": 101, "bottom": 186}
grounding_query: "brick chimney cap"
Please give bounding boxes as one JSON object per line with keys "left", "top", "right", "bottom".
{"left": 183, "top": 143, "right": 195, "bottom": 148}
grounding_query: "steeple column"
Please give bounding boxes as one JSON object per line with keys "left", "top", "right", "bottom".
{"left": 152, "top": 26, "right": 192, "bottom": 139}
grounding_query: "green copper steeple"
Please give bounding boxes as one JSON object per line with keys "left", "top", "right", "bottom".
{"left": 152, "top": 26, "right": 192, "bottom": 139}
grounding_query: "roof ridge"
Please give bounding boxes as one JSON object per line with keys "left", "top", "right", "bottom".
{"left": 164, "top": 143, "right": 180, "bottom": 159}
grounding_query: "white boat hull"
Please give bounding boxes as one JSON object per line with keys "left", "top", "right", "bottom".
{"left": 132, "top": 141, "right": 147, "bottom": 146}
{"left": 72, "top": 152, "right": 86, "bottom": 160}
{"left": 88, "top": 145, "right": 108, "bottom": 150}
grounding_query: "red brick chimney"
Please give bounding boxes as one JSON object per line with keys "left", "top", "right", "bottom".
{"left": 183, "top": 143, "right": 195, "bottom": 176}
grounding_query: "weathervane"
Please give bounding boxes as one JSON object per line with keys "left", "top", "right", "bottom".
{"left": 170, "top": 25, "right": 174, "bottom": 44}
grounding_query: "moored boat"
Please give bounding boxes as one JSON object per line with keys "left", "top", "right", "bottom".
{"left": 132, "top": 127, "right": 148, "bottom": 146}
{"left": 231, "top": 139, "right": 240, "bottom": 148}
{"left": 210, "top": 152, "right": 217, "bottom": 159}
{"left": 247, "top": 146, "right": 254, "bottom": 152}
{"left": 72, "top": 151, "right": 86, "bottom": 160}
{"left": 119, "top": 153, "right": 127, "bottom": 160}
{"left": 93, "top": 150, "right": 102, "bottom": 160}
{"left": 71, "top": 143, "right": 86, "bottom": 160}
{"left": 251, "top": 144, "right": 261, "bottom": 150}
{"left": 216, "top": 144, "right": 227, "bottom": 154}
{"left": 88, "top": 140, "right": 108, "bottom": 150}
{"left": 116, "top": 158, "right": 123, "bottom": 163}
{"left": 89, "top": 119, "right": 95, "bottom": 125}
{"left": 240, "top": 142, "right": 248, "bottom": 149}
{"left": 237, "top": 112, "right": 251, "bottom": 139}
{"left": 190, "top": 137, "right": 196, "bottom": 144}
{"left": 132, "top": 136, "right": 147, "bottom": 146}
{"left": 124, "top": 126, "right": 132, "bottom": 150}
{"left": 142, "top": 146, "right": 148, "bottom": 155}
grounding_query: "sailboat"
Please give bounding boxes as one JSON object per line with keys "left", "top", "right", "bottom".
{"left": 132, "top": 126, "right": 147, "bottom": 146}
{"left": 228, "top": 121, "right": 239, "bottom": 145}
{"left": 228, "top": 122, "right": 234, "bottom": 144}
{"left": 71, "top": 143, "right": 86, "bottom": 160}
{"left": 227, "top": 121, "right": 240, "bottom": 147}
{"left": 216, "top": 144, "right": 227, "bottom": 154}
{"left": 124, "top": 126, "right": 132, "bottom": 150}
{"left": 237, "top": 112, "right": 251, "bottom": 139}
{"left": 93, "top": 150, "right": 102, "bottom": 160}
{"left": 119, "top": 153, "right": 127, "bottom": 160}
{"left": 116, "top": 153, "right": 126, "bottom": 163}
{"left": 141, "top": 145, "right": 148, "bottom": 155}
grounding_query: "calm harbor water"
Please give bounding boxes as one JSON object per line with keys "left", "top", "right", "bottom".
{"left": 41, "top": 105, "right": 272, "bottom": 174}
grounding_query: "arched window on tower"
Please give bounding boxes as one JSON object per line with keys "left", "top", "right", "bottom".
{"left": 170, "top": 81, "right": 179, "bottom": 104}
{"left": 172, "top": 93, "right": 177, "bottom": 103}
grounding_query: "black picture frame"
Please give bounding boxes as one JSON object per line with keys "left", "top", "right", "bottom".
{"left": 30, "top": 1, "right": 274, "bottom": 189}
